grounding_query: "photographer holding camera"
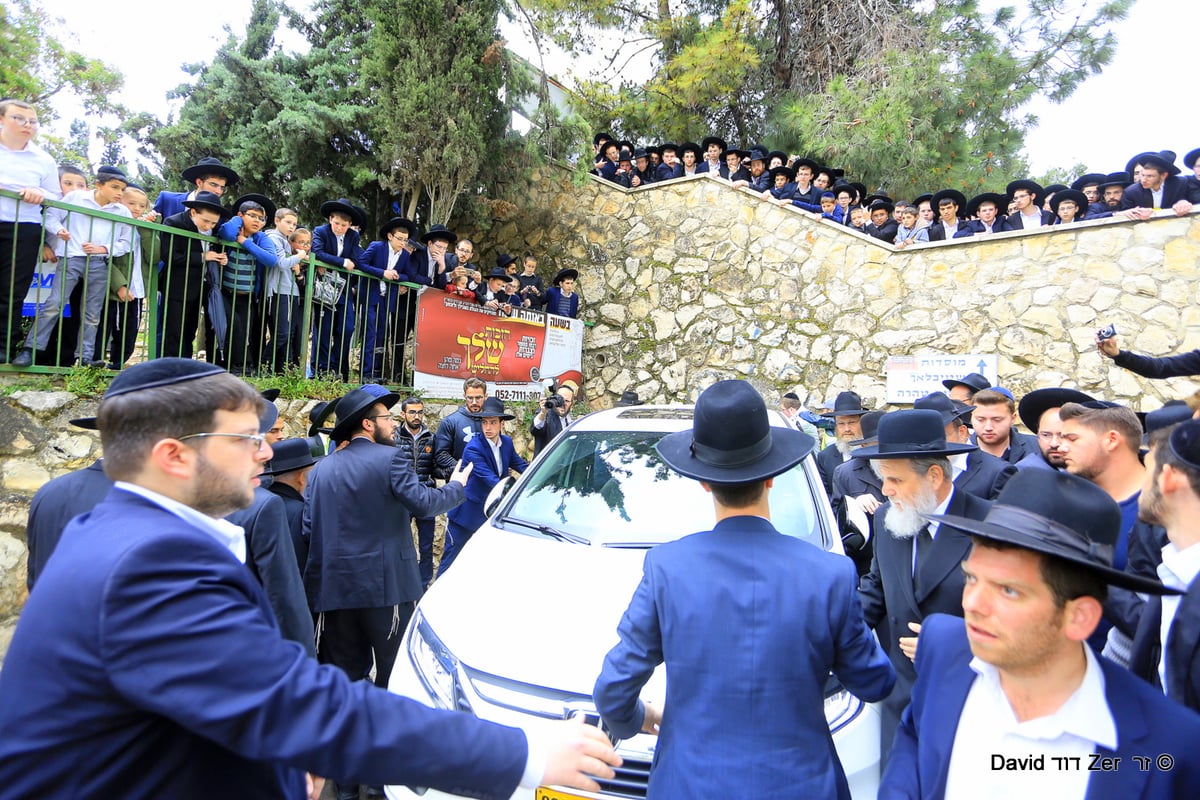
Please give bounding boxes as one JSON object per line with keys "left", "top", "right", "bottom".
{"left": 1097, "top": 324, "right": 1200, "bottom": 379}
{"left": 531, "top": 384, "right": 576, "bottom": 457}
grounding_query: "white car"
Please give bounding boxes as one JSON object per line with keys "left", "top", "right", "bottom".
{"left": 386, "top": 405, "right": 881, "bottom": 800}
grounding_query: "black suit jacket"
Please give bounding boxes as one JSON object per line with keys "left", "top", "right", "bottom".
{"left": 1120, "top": 176, "right": 1193, "bottom": 210}
{"left": 1114, "top": 348, "right": 1200, "bottom": 379}
{"left": 954, "top": 449, "right": 1015, "bottom": 499}
{"left": 160, "top": 211, "right": 210, "bottom": 303}
{"left": 955, "top": 217, "right": 1012, "bottom": 236}
{"left": 815, "top": 442, "right": 847, "bottom": 498}
{"left": 25, "top": 459, "right": 113, "bottom": 590}
{"left": 865, "top": 219, "right": 899, "bottom": 242}
{"left": 926, "top": 220, "right": 971, "bottom": 241}
{"left": 1130, "top": 574, "right": 1200, "bottom": 714}
{"left": 1005, "top": 208, "right": 1056, "bottom": 229}
{"left": 266, "top": 480, "right": 307, "bottom": 573}
{"left": 831, "top": 457, "right": 885, "bottom": 573}
{"left": 858, "top": 488, "right": 993, "bottom": 752}
{"left": 530, "top": 409, "right": 569, "bottom": 457}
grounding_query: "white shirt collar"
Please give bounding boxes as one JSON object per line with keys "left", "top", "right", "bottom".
{"left": 114, "top": 481, "right": 247, "bottom": 563}
{"left": 1159, "top": 540, "right": 1200, "bottom": 591}
{"left": 967, "top": 643, "right": 1117, "bottom": 750}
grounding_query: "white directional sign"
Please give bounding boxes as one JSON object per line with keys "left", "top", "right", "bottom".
{"left": 885, "top": 354, "right": 999, "bottom": 404}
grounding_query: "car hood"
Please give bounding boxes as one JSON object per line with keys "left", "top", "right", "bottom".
{"left": 418, "top": 525, "right": 659, "bottom": 697}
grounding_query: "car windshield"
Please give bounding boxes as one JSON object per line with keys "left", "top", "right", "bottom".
{"left": 500, "top": 430, "right": 824, "bottom": 548}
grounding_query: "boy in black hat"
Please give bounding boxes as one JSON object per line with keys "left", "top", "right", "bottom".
{"left": 655, "top": 143, "right": 684, "bottom": 181}
{"left": 631, "top": 148, "right": 656, "bottom": 187}
{"left": 158, "top": 190, "right": 228, "bottom": 360}
{"left": 763, "top": 165, "right": 797, "bottom": 202}
{"left": 1050, "top": 188, "right": 1088, "bottom": 225}
{"left": 718, "top": 146, "right": 750, "bottom": 182}
{"left": 594, "top": 379, "right": 894, "bottom": 800}
{"left": 958, "top": 192, "right": 1011, "bottom": 235}
{"left": 864, "top": 199, "right": 899, "bottom": 243}
{"left": 927, "top": 189, "right": 970, "bottom": 241}
{"left": 596, "top": 140, "right": 621, "bottom": 183}
{"left": 311, "top": 198, "right": 366, "bottom": 379}
{"left": 152, "top": 156, "right": 240, "bottom": 220}
{"left": 515, "top": 252, "right": 545, "bottom": 309}
{"left": 881, "top": 470, "right": 1198, "bottom": 798}
{"left": 544, "top": 268, "right": 579, "bottom": 318}
{"left": 360, "top": 217, "right": 419, "bottom": 381}
{"left": 477, "top": 263, "right": 514, "bottom": 313}
{"left": 696, "top": 135, "right": 725, "bottom": 174}
{"left": 678, "top": 142, "right": 702, "bottom": 176}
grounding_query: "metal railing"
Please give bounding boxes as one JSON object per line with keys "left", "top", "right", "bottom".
{"left": 1, "top": 189, "right": 423, "bottom": 387}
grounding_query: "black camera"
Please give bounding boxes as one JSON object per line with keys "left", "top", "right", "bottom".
{"left": 544, "top": 393, "right": 565, "bottom": 410}
{"left": 1096, "top": 323, "right": 1117, "bottom": 341}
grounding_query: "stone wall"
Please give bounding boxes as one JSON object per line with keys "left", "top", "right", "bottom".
{"left": 480, "top": 165, "right": 1200, "bottom": 411}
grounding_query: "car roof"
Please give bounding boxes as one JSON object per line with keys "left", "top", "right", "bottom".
{"left": 567, "top": 405, "right": 792, "bottom": 433}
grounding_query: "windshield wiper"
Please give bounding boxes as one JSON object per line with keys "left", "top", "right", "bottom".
{"left": 499, "top": 515, "right": 591, "bottom": 545}
{"left": 601, "top": 542, "right": 657, "bottom": 549}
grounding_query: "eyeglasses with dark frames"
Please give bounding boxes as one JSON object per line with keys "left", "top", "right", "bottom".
{"left": 178, "top": 432, "right": 267, "bottom": 451}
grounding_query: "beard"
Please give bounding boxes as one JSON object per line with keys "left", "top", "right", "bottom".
{"left": 190, "top": 452, "right": 255, "bottom": 518}
{"left": 835, "top": 438, "right": 854, "bottom": 456}
{"left": 373, "top": 426, "right": 397, "bottom": 446}
{"left": 1138, "top": 483, "right": 1164, "bottom": 526}
{"left": 884, "top": 482, "right": 940, "bottom": 539}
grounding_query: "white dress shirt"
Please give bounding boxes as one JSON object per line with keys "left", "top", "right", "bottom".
{"left": 1157, "top": 541, "right": 1200, "bottom": 693}
{"left": 114, "top": 481, "right": 246, "bottom": 564}
{"left": 0, "top": 138, "right": 59, "bottom": 223}
{"left": 945, "top": 644, "right": 1116, "bottom": 800}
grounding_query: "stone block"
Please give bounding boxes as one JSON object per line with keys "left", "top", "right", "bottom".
{"left": 0, "top": 461, "right": 50, "bottom": 495}
{"left": 11, "top": 391, "right": 75, "bottom": 414}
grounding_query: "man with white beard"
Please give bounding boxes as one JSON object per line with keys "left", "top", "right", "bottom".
{"left": 854, "top": 409, "right": 994, "bottom": 763}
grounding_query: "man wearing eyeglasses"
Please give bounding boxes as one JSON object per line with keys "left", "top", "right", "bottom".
{"left": 0, "top": 359, "right": 621, "bottom": 800}
{"left": 151, "top": 155, "right": 240, "bottom": 219}
{"left": 218, "top": 194, "right": 279, "bottom": 374}
{"left": 0, "top": 99, "right": 60, "bottom": 363}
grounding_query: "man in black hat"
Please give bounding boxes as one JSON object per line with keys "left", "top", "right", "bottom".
{"left": 831, "top": 409, "right": 887, "bottom": 575}
{"left": 717, "top": 146, "right": 750, "bottom": 182}
{"left": 442, "top": 397, "right": 528, "bottom": 576}
{"left": 655, "top": 143, "right": 684, "bottom": 182}
{"left": 881, "top": 469, "right": 1199, "bottom": 798}
{"left": 0, "top": 358, "right": 620, "bottom": 800}
{"left": 731, "top": 146, "right": 769, "bottom": 190}
{"left": 957, "top": 192, "right": 1012, "bottom": 236}
{"left": 477, "top": 264, "right": 515, "bottom": 313}
{"left": 1084, "top": 172, "right": 1136, "bottom": 220}
{"left": 1005, "top": 179, "right": 1055, "bottom": 230}
{"left": 159, "top": 190, "right": 228, "bottom": 360}
{"left": 310, "top": 198, "right": 366, "bottom": 378}
{"left": 1129, "top": 419, "right": 1200, "bottom": 713}
{"left": 594, "top": 379, "right": 894, "bottom": 800}
{"left": 1185, "top": 147, "right": 1200, "bottom": 200}
{"left": 914, "top": 391, "right": 1015, "bottom": 501}
{"left": 864, "top": 199, "right": 899, "bottom": 242}
{"left": 264, "top": 437, "right": 320, "bottom": 572}
{"left": 1120, "top": 150, "right": 1195, "bottom": 218}
{"left": 152, "top": 155, "right": 240, "bottom": 220}
{"left": 411, "top": 223, "right": 456, "bottom": 290}
{"left": 816, "top": 390, "right": 871, "bottom": 497}
{"left": 927, "top": 189, "right": 971, "bottom": 241}
{"left": 696, "top": 135, "right": 726, "bottom": 174}
{"left": 630, "top": 148, "right": 656, "bottom": 187}
{"left": 360, "top": 217, "right": 419, "bottom": 382}
{"left": 1014, "top": 387, "right": 1094, "bottom": 472}
{"left": 942, "top": 371, "right": 990, "bottom": 403}
{"left": 305, "top": 387, "right": 473, "bottom": 692}
{"left": 854, "top": 409, "right": 994, "bottom": 759}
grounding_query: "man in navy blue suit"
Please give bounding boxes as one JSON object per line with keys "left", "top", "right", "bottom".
{"left": 880, "top": 469, "right": 1200, "bottom": 799}
{"left": 594, "top": 380, "right": 895, "bottom": 800}
{"left": 310, "top": 198, "right": 365, "bottom": 380}
{"left": 0, "top": 359, "right": 620, "bottom": 799}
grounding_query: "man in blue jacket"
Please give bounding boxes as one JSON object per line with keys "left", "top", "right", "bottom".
{"left": 594, "top": 379, "right": 895, "bottom": 800}
{"left": 0, "top": 359, "right": 620, "bottom": 800}
{"left": 880, "top": 469, "right": 1199, "bottom": 800}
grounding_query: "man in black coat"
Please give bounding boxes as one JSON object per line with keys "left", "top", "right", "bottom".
{"left": 1098, "top": 327, "right": 1200, "bottom": 379}
{"left": 159, "top": 191, "right": 227, "bottom": 359}
{"left": 815, "top": 390, "right": 872, "bottom": 497}
{"left": 926, "top": 189, "right": 971, "bottom": 241}
{"left": 830, "top": 410, "right": 886, "bottom": 575}
{"left": 864, "top": 199, "right": 899, "bottom": 242}
{"left": 1129, "top": 419, "right": 1200, "bottom": 713}
{"left": 1005, "top": 179, "right": 1055, "bottom": 230}
{"left": 25, "top": 450, "right": 112, "bottom": 590}
{"left": 968, "top": 388, "right": 1037, "bottom": 465}
{"left": 854, "top": 409, "right": 993, "bottom": 760}
{"left": 263, "top": 437, "right": 320, "bottom": 573}
{"left": 1120, "top": 150, "right": 1196, "bottom": 218}
{"left": 396, "top": 396, "right": 440, "bottom": 588}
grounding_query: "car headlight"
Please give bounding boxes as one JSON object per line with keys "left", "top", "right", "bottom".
{"left": 407, "top": 612, "right": 472, "bottom": 712}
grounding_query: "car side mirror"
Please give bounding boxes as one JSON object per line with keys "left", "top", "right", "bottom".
{"left": 484, "top": 475, "right": 516, "bottom": 518}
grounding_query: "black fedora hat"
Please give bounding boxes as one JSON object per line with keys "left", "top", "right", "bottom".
{"left": 700, "top": 135, "right": 727, "bottom": 152}
{"left": 655, "top": 379, "right": 815, "bottom": 484}
{"left": 868, "top": 198, "right": 895, "bottom": 214}
{"left": 768, "top": 165, "right": 795, "bottom": 184}
{"left": 747, "top": 146, "right": 769, "bottom": 163}
{"left": 1070, "top": 172, "right": 1107, "bottom": 192}
{"left": 679, "top": 141, "right": 702, "bottom": 160}
{"left": 553, "top": 267, "right": 578, "bottom": 286}
{"left": 720, "top": 146, "right": 749, "bottom": 160}
{"left": 182, "top": 190, "right": 228, "bottom": 217}
{"left": 914, "top": 391, "right": 974, "bottom": 424}
{"left": 965, "top": 192, "right": 1008, "bottom": 218}
{"left": 1143, "top": 401, "right": 1193, "bottom": 441}
{"left": 379, "top": 216, "right": 417, "bottom": 241}
{"left": 617, "top": 148, "right": 634, "bottom": 163}
{"left": 1185, "top": 148, "right": 1200, "bottom": 170}
{"left": 790, "top": 157, "right": 820, "bottom": 174}
{"left": 496, "top": 252, "right": 517, "bottom": 271}
{"left": 632, "top": 147, "right": 650, "bottom": 160}
{"left": 820, "top": 390, "right": 871, "bottom": 418}
{"left": 849, "top": 410, "right": 886, "bottom": 446}
{"left": 616, "top": 389, "right": 644, "bottom": 407}
{"left": 659, "top": 142, "right": 679, "bottom": 154}
{"left": 469, "top": 397, "right": 514, "bottom": 421}
{"left": 616, "top": 140, "right": 634, "bottom": 153}
{"left": 482, "top": 266, "right": 510, "bottom": 281}
{"left": 864, "top": 192, "right": 892, "bottom": 205}
{"left": 912, "top": 192, "right": 933, "bottom": 207}
{"left": 593, "top": 131, "right": 612, "bottom": 146}
{"left": 1017, "top": 388, "right": 1096, "bottom": 434}
{"left": 1005, "top": 179, "right": 1044, "bottom": 201}
{"left": 330, "top": 387, "right": 400, "bottom": 442}
{"left": 926, "top": 469, "right": 1178, "bottom": 595}
{"left": 942, "top": 372, "right": 990, "bottom": 395}
{"left": 766, "top": 149, "right": 789, "bottom": 165}
{"left": 181, "top": 156, "right": 240, "bottom": 185}
{"left": 1043, "top": 183, "right": 1068, "bottom": 200}
{"left": 1050, "top": 188, "right": 1089, "bottom": 216}
{"left": 931, "top": 188, "right": 966, "bottom": 212}
{"left": 851, "top": 409, "right": 976, "bottom": 459}
{"left": 420, "top": 223, "right": 458, "bottom": 245}
{"left": 849, "top": 183, "right": 868, "bottom": 203}
{"left": 1138, "top": 150, "right": 1180, "bottom": 176}
{"left": 265, "top": 437, "right": 320, "bottom": 475}
{"left": 307, "top": 400, "right": 334, "bottom": 438}
{"left": 319, "top": 198, "right": 366, "bottom": 229}
{"left": 229, "top": 193, "right": 276, "bottom": 225}
{"left": 1099, "top": 171, "right": 1130, "bottom": 190}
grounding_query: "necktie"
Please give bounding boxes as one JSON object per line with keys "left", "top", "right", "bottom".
{"left": 915, "top": 526, "right": 934, "bottom": 593}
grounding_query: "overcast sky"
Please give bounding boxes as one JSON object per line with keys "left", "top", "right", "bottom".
{"left": 40, "top": 0, "right": 1198, "bottom": 178}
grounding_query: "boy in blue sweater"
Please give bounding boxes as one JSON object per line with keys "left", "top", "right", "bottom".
{"left": 217, "top": 194, "right": 277, "bottom": 374}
